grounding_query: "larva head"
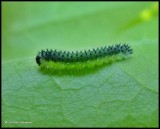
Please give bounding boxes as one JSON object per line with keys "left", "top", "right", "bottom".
{"left": 36, "top": 55, "right": 41, "bottom": 66}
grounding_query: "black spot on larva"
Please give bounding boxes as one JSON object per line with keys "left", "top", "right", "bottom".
{"left": 36, "top": 44, "right": 133, "bottom": 65}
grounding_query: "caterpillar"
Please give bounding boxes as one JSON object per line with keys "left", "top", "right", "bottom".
{"left": 36, "top": 44, "right": 133, "bottom": 74}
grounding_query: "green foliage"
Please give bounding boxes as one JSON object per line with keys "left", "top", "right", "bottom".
{"left": 2, "top": 2, "right": 158, "bottom": 127}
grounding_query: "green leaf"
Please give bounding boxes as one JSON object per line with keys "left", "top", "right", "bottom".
{"left": 2, "top": 2, "right": 158, "bottom": 127}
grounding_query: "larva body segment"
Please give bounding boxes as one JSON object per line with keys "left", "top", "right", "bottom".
{"left": 36, "top": 44, "right": 133, "bottom": 70}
